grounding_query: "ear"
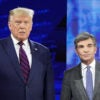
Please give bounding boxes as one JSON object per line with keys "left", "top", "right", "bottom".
{"left": 8, "top": 22, "right": 11, "bottom": 30}
{"left": 95, "top": 47, "right": 97, "bottom": 54}
{"left": 29, "top": 22, "right": 33, "bottom": 32}
{"left": 75, "top": 48, "right": 78, "bottom": 56}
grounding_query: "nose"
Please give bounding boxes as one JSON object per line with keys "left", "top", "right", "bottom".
{"left": 19, "top": 22, "right": 26, "bottom": 28}
{"left": 83, "top": 46, "right": 89, "bottom": 52}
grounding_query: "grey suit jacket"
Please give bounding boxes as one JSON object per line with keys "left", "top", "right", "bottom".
{"left": 61, "top": 61, "right": 100, "bottom": 100}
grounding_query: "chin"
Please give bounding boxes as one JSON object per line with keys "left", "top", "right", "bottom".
{"left": 83, "top": 59, "right": 90, "bottom": 61}
{"left": 83, "top": 59, "right": 92, "bottom": 63}
{"left": 18, "top": 38, "right": 26, "bottom": 41}
{"left": 19, "top": 36, "right": 27, "bottom": 40}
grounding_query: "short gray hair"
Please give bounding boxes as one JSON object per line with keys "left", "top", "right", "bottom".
{"left": 74, "top": 32, "right": 96, "bottom": 48}
{"left": 8, "top": 7, "right": 34, "bottom": 21}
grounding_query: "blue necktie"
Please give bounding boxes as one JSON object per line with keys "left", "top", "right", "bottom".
{"left": 86, "top": 66, "right": 93, "bottom": 100}
{"left": 18, "top": 41, "right": 30, "bottom": 83}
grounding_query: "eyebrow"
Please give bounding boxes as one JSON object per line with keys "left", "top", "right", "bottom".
{"left": 77, "top": 43, "right": 94, "bottom": 47}
{"left": 88, "top": 43, "right": 94, "bottom": 45}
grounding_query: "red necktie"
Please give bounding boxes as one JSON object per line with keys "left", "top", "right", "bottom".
{"left": 18, "top": 41, "right": 30, "bottom": 83}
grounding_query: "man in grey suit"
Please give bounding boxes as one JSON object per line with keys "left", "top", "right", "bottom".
{"left": 61, "top": 32, "right": 100, "bottom": 100}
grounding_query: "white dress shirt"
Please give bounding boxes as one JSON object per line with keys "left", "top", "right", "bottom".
{"left": 81, "top": 59, "right": 95, "bottom": 89}
{"left": 11, "top": 34, "right": 32, "bottom": 68}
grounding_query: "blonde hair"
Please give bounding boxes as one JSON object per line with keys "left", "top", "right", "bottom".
{"left": 8, "top": 7, "right": 34, "bottom": 21}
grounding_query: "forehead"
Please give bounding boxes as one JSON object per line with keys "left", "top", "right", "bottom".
{"left": 10, "top": 15, "right": 32, "bottom": 21}
{"left": 77, "top": 38, "right": 94, "bottom": 46}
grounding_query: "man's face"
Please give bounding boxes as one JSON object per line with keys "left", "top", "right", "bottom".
{"left": 8, "top": 15, "right": 33, "bottom": 41}
{"left": 76, "top": 38, "right": 97, "bottom": 65}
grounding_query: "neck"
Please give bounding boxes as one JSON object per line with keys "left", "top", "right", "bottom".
{"left": 82, "top": 59, "right": 94, "bottom": 65}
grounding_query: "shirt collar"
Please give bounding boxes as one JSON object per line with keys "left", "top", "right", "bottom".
{"left": 11, "top": 34, "right": 29, "bottom": 46}
{"left": 81, "top": 59, "right": 96, "bottom": 70}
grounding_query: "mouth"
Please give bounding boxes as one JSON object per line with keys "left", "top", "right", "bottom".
{"left": 83, "top": 54, "right": 90, "bottom": 57}
{"left": 19, "top": 32, "right": 25, "bottom": 34}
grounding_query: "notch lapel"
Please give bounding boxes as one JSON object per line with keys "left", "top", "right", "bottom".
{"left": 73, "top": 64, "right": 89, "bottom": 100}
{"left": 27, "top": 40, "right": 40, "bottom": 84}
{"left": 74, "top": 79, "right": 88, "bottom": 100}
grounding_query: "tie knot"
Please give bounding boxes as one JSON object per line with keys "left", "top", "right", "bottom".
{"left": 87, "top": 66, "right": 91, "bottom": 70}
{"left": 18, "top": 41, "right": 24, "bottom": 46}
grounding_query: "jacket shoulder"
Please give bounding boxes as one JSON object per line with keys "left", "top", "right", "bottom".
{"left": 64, "top": 64, "right": 82, "bottom": 80}
{"left": 30, "top": 40, "right": 50, "bottom": 52}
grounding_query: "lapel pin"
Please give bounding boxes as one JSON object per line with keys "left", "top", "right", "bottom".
{"left": 34, "top": 48, "right": 38, "bottom": 51}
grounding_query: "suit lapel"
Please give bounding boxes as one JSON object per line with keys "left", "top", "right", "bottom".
{"left": 27, "top": 40, "right": 41, "bottom": 84}
{"left": 93, "top": 61, "right": 100, "bottom": 99}
{"left": 74, "top": 79, "right": 88, "bottom": 100}
{"left": 74, "top": 65, "right": 89, "bottom": 100}
{"left": 2, "top": 37, "right": 25, "bottom": 82}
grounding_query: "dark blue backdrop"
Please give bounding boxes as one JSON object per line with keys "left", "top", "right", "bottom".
{"left": 0, "top": 0, "right": 66, "bottom": 100}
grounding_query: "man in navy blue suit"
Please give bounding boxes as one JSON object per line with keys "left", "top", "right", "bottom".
{"left": 0, "top": 7, "right": 54, "bottom": 100}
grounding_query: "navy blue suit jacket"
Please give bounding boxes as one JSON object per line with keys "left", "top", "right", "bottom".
{"left": 0, "top": 36, "right": 54, "bottom": 100}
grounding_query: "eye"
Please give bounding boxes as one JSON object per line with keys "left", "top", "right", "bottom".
{"left": 88, "top": 44, "right": 94, "bottom": 47}
{"left": 24, "top": 21, "right": 28, "bottom": 24}
{"left": 15, "top": 21, "right": 21, "bottom": 25}
{"left": 77, "top": 45, "right": 84, "bottom": 49}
